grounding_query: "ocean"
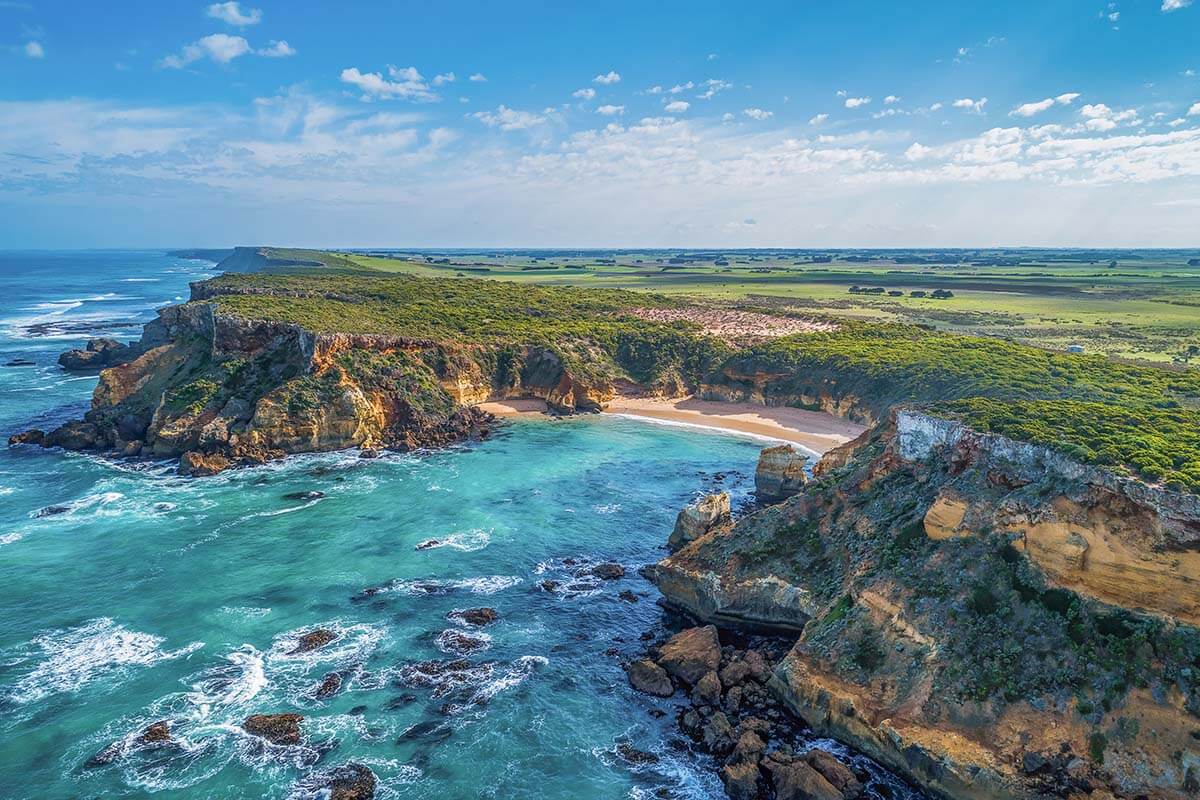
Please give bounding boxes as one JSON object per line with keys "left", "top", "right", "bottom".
{"left": 0, "top": 252, "right": 920, "bottom": 799}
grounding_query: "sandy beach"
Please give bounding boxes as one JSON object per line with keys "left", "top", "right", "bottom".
{"left": 475, "top": 396, "right": 864, "bottom": 454}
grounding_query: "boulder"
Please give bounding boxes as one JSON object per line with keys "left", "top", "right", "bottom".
{"left": 8, "top": 428, "right": 44, "bottom": 446}
{"left": 657, "top": 625, "right": 721, "bottom": 685}
{"left": 669, "top": 493, "right": 731, "bottom": 551}
{"left": 625, "top": 659, "right": 674, "bottom": 697}
{"left": 43, "top": 421, "right": 103, "bottom": 450}
{"left": 755, "top": 444, "right": 809, "bottom": 503}
{"left": 58, "top": 338, "right": 135, "bottom": 371}
{"left": 289, "top": 628, "right": 337, "bottom": 654}
{"left": 719, "top": 658, "right": 752, "bottom": 688}
{"left": 242, "top": 713, "right": 303, "bottom": 745}
{"left": 616, "top": 742, "right": 660, "bottom": 765}
{"left": 804, "top": 749, "right": 864, "bottom": 797}
{"left": 178, "top": 450, "right": 231, "bottom": 477}
{"left": 763, "top": 753, "right": 842, "bottom": 800}
{"left": 729, "top": 730, "right": 767, "bottom": 765}
{"left": 721, "top": 760, "right": 760, "bottom": 800}
{"left": 692, "top": 670, "right": 722, "bottom": 706}
{"left": 701, "top": 711, "right": 735, "bottom": 755}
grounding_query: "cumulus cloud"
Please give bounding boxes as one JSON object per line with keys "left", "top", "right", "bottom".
{"left": 953, "top": 97, "right": 988, "bottom": 114}
{"left": 664, "top": 100, "right": 689, "bottom": 113}
{"left": 809, "top": 113, "right": 828, "bottom": 125}
{"left": 844, "top": 96, "right": 871, "bottom": 108}
{"left": 1162, "top": 0, "right": 1192, "bottom": 11}
{"left": 432, "top": 72, "right": 456, "bottom": 86}
{"left": 669, "top": 81, "right": 694, "bottom": 94}
{"left": 1012, "top": 98, "right": 1055, "bottom": 117}
{"left": 743, "top": 107, "right": 773, "bottom": 120}
{"left": 206, "top": 2, "right": 262, "bottom": 26}
{"left": 341, "top": 65, "right": 438, "bottom": 102}
{"left": 593, "top": 70, "right": 621, "bottom": 84}
{"left": 884, "top": 95, "right": 900, "bottom": 104}
{"left": 468, "top": 73, "right": 487, "bottom": 82}
{"left": 471, "top": 104, "right": 545, "bottom": 130}
{"left": 597, "top": 104, "right": 625, "bottom": 115}
{"left": 257, "top": 40, "right": 296, "bottom": 58}
{"left": 160, "top": 33, "right": 251, "bottom": 68}
{"left": 572, "top": 87, "right": 596, "bottom": 100}
{"left": 1080, "top": 102, "right": 1140, "bottom": 131}
{"left": 1190, "top": 102, "right": 1200, "bottom": 116}
{"left": 24, "top": 40, "right": 43, "bottom": 58}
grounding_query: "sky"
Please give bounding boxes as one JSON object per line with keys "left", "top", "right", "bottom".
{"left": 1, "top": 0, "right": 1199, "bottom": 248}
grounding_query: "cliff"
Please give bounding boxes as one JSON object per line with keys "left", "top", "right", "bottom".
{"left": 648, "top": 410, "right": 1200, "bottom": 798}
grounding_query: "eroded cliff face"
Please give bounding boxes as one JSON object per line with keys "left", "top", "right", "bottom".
{"left": 649, "top": 410, "right": 1200, "bottom": 799}
{"left": 18, "top": 287, "right": 632, "bottom": 473}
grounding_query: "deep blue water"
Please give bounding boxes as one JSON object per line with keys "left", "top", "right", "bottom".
{"left": 0, "top": 252, "right": 920, "bottom": 799}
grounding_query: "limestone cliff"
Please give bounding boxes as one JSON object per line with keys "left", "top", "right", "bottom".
{"left": 15, "top": 284, "right": 629, "bottom": 473}
{"left": 649, "top": 409, "right": 1200, "bottom": 799}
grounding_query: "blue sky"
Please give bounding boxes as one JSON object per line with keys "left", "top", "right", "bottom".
{"left": 1, "top": 0, "right": 1199, "bottom": 247}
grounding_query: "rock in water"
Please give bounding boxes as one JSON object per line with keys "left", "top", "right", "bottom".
{"left": 657, "top": 625, "right": 720, "bottom": 684}
{"left": 178, "top": 450, "right": 231, "bottom": 477}
{"left": 450, "top": 607, "right": 499, "bottom": 626}
{"left": 325, "top": 762, "right": 377, "bottom": 800}
{"left": 804, "top": 749, "right": 864, "bottom": 797}
{"left": 754, "top": 444, "right": 809, "bottom": 503}
{"left": 590, "top": 562, "right": 625, "bottom": 580}
{"left": 57, "top": 338, "right": 136, "bottom": 371}
{"left": 763, "top": 753, "right": 843, "bottom": 800}
{"left": 316, "top": 672, "right": 342, "bottom": 699}
{"left": 289, "top": 628, "right": 337, "bottom": 654}
{"left": 242, "top": 713, "right": 303, "bottom": 745}
{"left": 721, "top": 760, "right": 760, "bottom": 800}
{"left": 668, "top": 493, "right": 731, "bottom": 551}
{"left": 625, "top": 659, "right": 674, "bottom": 697}
{"left": 282, "top": 490, "right": 325, "bottom": 501}
{"left": 138, "top": 721, "right": 171, "bottom": 744}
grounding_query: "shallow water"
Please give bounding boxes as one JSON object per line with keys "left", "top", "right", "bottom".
{"left": 0, "top": 252, "right": 922, "bottom": 799}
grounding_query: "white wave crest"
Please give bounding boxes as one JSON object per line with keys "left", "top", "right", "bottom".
{"left": 6, "top": 618, "right": 203, "bottom": 704}
{"left": 415, "top": 528, "right": 491, "bottom": 552}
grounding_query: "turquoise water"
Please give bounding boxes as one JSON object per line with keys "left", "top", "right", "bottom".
{"left": 0, "top": 253, "right": 918, "bottom": 799}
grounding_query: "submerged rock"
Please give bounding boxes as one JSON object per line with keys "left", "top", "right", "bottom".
{"left": 138, "top": 721, "right": 172, "bottom": 744}
{"left": 754, "top": 444, "right": 809, "bottom": 503}
{"left": 436, "top": 629, "right": 488, "bottom": 655}
{"left": 657, "top": 625, "right": 721, "bottom": 685}
{"left": 326, "top": 762, "right": 377, "bottom": 800}
{"left": 242, "top": 713, "right": 303, "bottom": 745}
{"left": 315, "top": 672, "right": 343, "bottom": 699}
{"left": 282, "top": 490, "right": 325, "bottom": 501}
{"left": 669, "top": 493, "right": 731, "bottom": 551}
{"left": 616, "top": 741, "right": 660, "bottom": 765}
{"left": 289, "top": 628, "right": 337, "bottom": 654}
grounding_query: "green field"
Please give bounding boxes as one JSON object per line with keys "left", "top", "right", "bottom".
{"left": 296, "top": 248, "right": 1200, "bottom": 365}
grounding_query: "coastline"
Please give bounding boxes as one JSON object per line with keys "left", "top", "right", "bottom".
{"left": 475, "top": 396, "right": 864, "bottom": 455}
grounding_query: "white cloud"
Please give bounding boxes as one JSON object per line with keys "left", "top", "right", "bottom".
{"left": 884, "top": 95, "right": 900, "bottom": 105}
{"left": 160, "top": 33, "right": 251, "bottom": 68}
{"left": 721, "top": 112, "right": 734, "bottom": 122}
{"left": 593, "top": 70, "right": 621, "bottom": 85}
{"left": 1169, "top": 118, "right": 1188, "bottom": 127}
{"left": 905, "top": 142, "right": 933, "bottom": 160}
{"left": 340, "top": 65, "right": 438, "bottom": 102}
{"left": 432, "top": 72, "right": 456, "bottom": 86}
{"left": 953, "top": 97, "right": 988, "bottom": 113}
{"left": 597, "top": 104, "right": 625, "bottom": 116}
{"left": 929, "top": 102, "right": 944, "bottom": 112}
{"left": 257, "top": 40, "right": 295, "bottom": 58}
{"left": 468, "top": 73, "right": 487, "bottom": 82}
{"left": 707, "top": 53, "right": 719, "bottom": 61}
{"left": 645, "top": 85, "right": 663, "bottom": 95}
{"left": 24, "top": 40, "right": 43, "bottom": 58}
{"left": 206, "top": 2, "right": 262, "bottom": 27}
{"left": 1012, "top": 98, "right": 1055, "bottom": 117}
{"left": 1190, "top": 102, "right": 1200, "bottom": 116}
{"left": 844, "top": 96, "right": 871, "bottom": 108}
{"left": 1080, "top": 102, "right": 1140, "bottom": 131}
{"left": 809, "top": 113, "right": 828, "bottom": 125}
{"left": 471, "top": 104, "right": 545, "bottom": 130}
{"left": 743, "top": 107, "right": 773, "bottom": 120}
{"left": 572, "top": 87, "right": 596, "bottom": 100}
{"left": 669, "top": 81, "right": 694, "bottom": 94}
{"left": 1162, "top": 0, "right": 1192, "bottom": 11}
{"left": 1056, "top": 92, "right": 1081, "bottom": 105}
{"left": 664, "top": 100, "right": 689, "bottom": 113}
{"left": 698, "top": 78, "right": 732, "bottom": 99}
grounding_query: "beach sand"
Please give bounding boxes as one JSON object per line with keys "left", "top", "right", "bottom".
{"left": 475, "top": 396, "right": 864, "bottom": 455}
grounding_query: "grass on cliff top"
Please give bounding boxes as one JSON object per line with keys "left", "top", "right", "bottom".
{"left": 202, "top": 272, "right": 682, "bottom": 341}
